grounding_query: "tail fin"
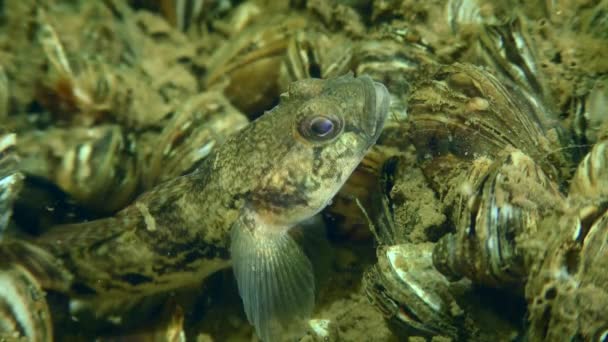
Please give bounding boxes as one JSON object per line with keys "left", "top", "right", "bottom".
{"left": 231, "top": 215, "right": 314, "bottom": 341}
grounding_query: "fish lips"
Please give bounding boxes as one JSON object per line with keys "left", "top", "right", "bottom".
{"left": 359, "top": 75, "right": 390, "bottom": 142}
{"left": 372, "top": 81, "right": 390, "bottom": 139}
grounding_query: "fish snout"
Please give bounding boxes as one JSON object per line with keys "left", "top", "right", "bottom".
{"left": 371, "top": 81, "right": 390, "bottom": 139}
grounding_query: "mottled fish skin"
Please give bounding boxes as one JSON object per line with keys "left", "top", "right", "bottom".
{"left": 31, "top": 74, "right": 389, "bottom": 338}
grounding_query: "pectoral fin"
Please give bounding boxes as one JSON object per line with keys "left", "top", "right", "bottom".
{"left": 231, "top": 215, "right": 314, "bottom": 341}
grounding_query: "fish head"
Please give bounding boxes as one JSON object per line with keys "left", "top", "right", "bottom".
{"left": 249, "top": 74, "right": 390, "bottom": 227}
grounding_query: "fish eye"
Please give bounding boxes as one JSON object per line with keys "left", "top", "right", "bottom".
{"left": 310, "top": 117, "right": 334, "bottom": 136}
{"left": 298, "top": 114, "right": 343, "bottom": 141}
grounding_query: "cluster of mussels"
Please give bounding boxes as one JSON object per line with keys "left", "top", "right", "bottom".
{"left": 364, "top": 63, "right": 608, "bottom": 341}
{"left": 358, "top": 1, "right": 608, "bottom": 340}
{"left": 0, "top": 0, "right": 607, "bottom": 341}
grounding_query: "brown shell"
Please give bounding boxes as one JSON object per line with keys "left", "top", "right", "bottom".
{"left": 0, "top": 133, "right": 23, "bottom": 237}
{"left": 525, "top": 139, "right": 608, "bottom": 340}
{"left": 406, "top": 63, "right": 565, "bottom": 181}
{"left": 142, "top": 91, "right": 249, "bottom": 188}
{"left": 17, "top": 126, "right": 138, "bottom": 213}
{"left": 433, "top": 148, "right": 564, "bottom": 288}
{"left": 0, "top": 240, "right": 73, "bottom": 341}
{"left": 364, "top": 243, "right": 464, "bottom": 339}
{"left": 204, "top": 15, "right": 308, "bottom": 116}
{"left": 278, "top": 30, "right": 353, "bottom": 91}
{"left": 569, "top": 139, "right": 608, "bottom": 202}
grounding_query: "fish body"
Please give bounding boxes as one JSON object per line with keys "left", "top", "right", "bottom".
{"left": 33, "top": 74, "right": 389, "bottom": 340}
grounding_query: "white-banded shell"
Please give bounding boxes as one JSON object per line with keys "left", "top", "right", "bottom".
{"left": 525, "top": 139, "right": 608, "bottom": 341}
{"left": 151, "top": 0, "right": 230, "bottom": 32}
{"left": 17, "top": 126, "right": 137, "bottom": 213}
{"left": 36, "top": 11, "right": 123, "bottom": 126}
{"left": 578, "top": 209, "right": 608, "bottom": 293}
{"left": 572, "top": 78, "right": 608, "bottom": 146}
{"left": 455, "top": 2, "right": 608, "bottom": 148}
{"left": 433, "top": 148, "right": 565, "bottom": 287}
{"left": 446, "top": 0, "right": 526, "bottom": 37}
{"left": 204, "top": 14, "right": 308, "bottom": 115}
{"left": 406, "top": 63, "right": 568, "bottom": 184}
{"left": 142, "top": 91, "right": 249, "bottom": 188}
{"left": 0, "top": 240, "right": 73, "bottom": 342}
{"left": 0, "top": 133, "right": 23, "bottom": 238}
{"left": 353, "top": 39, "right": 437, "bottom": 98}
{"left": 447, "top": 0, "right": 543, "bottom": 90}
{"left": 0, "top": 263, "right": 51, "bottom": 342}
{"left": 525, "top": 206, "right": 608, "bottom": 341}
{"left": 364, "top": 243, "right": 463, "bottom": 339}
{"left": 569, "top": 139, "right": 608, "bottom": 202}
{"left": 278, "top": 30, "right": 353, "bottom": 90}
{"left": 36, "top": 5, "right": 197, "bottom": 128}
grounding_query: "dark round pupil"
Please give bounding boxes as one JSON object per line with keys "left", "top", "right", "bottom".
{"left": 310, "top": 117, "right": 334, "bottom": 136}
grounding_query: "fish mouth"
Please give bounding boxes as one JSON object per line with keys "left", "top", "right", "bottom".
{"left": 372, "top": 81, "right": 390, "bottom": 139}
{"left": 358, "top": 74, "right": 390, "bottom": 140}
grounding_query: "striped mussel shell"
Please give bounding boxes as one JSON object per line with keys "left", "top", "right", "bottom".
{"left": 204, "top": 14, "right": 308, "bottom": 116}
{"left": 572, "top": 77, "right": 608, "bottom": 147}
{"left": 0, "top": 240, "right": 73, "bottom": 342}
{"left": 0, "top": 132, "right": 23, "bottom": 239}
{"left": 432, "top": 148, "right": 565, "bottom": 288}
{"left": 526, "top": 140, "right": 608, "bottom": 341}
{"left": 364, "top": 243, "right": 465, "bottom": 339}
{"left": 403, "top": 63, "right": 571, "bottom": 287}
{"left": 16, "top": 125, "right": 138, "bottom": 213}
{"left": 142, "top": 91, "right": 249, "bottom": 188}
{"left": 406, "top": 63, "right": 568, "bottom": 185}
{"left": 279, "top": 30, "right": 353, "bottom": 89}
{"left": 455, "top": 1, "right": 608, "bottom": 150}
{"left": 569, "top": 139, "right": 608, "bottom": 203}
{"left": 0, "top": 262, "right": 52, "bottom": 342}
{"left": 457, "top": 12, "right": 546, "bottom": 100}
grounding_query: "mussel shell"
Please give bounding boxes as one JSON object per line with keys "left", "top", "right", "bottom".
{"left": 433, "top": 148, "right": 564, "bottom": 287}
{"left": 17, "top": 126, "right": 138, "bottom": 213}
{"left": 353, "top": 39, "right": 437, "bottom": 98}
{"left": 579, "top": 209, "right": 608, "bottom": 288}
{"left": 407, "top": 63, "right": 562, "bottom": 180}
{"left": 365, "top": 243, "right": 463, "bottom": 339}
{"left": 0, "top": 239, "right": 73, "bottom": 341}
{"left": 569, "top": 139, "right": 608, "bottom": 202}
{"left": 525, "top": 208, "right": 608, "bottom": 341}
{"left": 0, "top": 263, "right": 52, "bottom": 342}
{"left": 0, "top": 133, "right": 23, "bottom": 238}
{"left": 466, "top": 16, "right": 545, "bottom": 98}
{"left": 527, "top": 276, "right": 608, "bottom": 341}
{"left": 204, "top": 15, "right": 308, "bottom": 116}
{"left": 570, "top": 141, "right": 608, "bottom": 287}
{"left": 279, "top": 30, "right": 353, "bottom": 90}
{"left": 525, "top": 137, "right": 608, "bottom": 340}
{"left": 572, "top": 78, "right": 608, "bottom": 146}
{"left": 143, "top": 91, "right": 249, "bottom": 188}
{"left": 0, "top": 239, "right": 73, "bottom": 292}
